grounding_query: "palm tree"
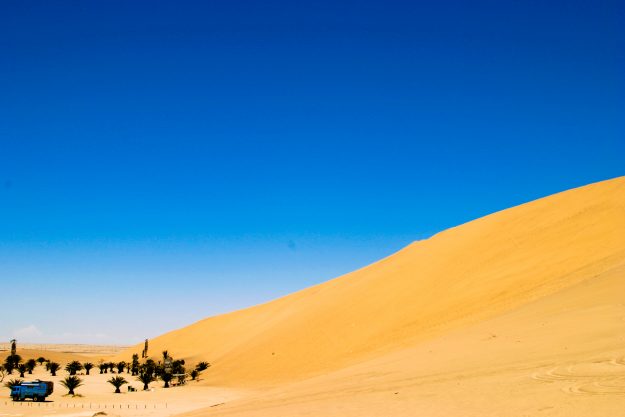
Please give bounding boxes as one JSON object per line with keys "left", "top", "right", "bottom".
{"left": 108, "top": 376, "right": 128, "bottom": 393}
{"left": 60, "top": 376, "right": 83, "bottom": 396}
{"left": 7, "top": 354, "right": 22, "bottom": 367}
{"left": 136, "top": 372, "right": 155, "bottom": 391}
{"left": 191, "top": 361, "right": 210, "bottom": 380}
{"left": 4, "top": 378, "right": 23, "bottom": 389}
{"left": 65, "top": 361, "right": 83, "bottom": 375}
{"left": 3, "top": 362, "right": 14, "bottom": 375}
{"left": 83, "top": 363, "right": 94, "bottom": 375}
{"left": 17, "top": 364, "right": 27, "bottom": 378}
{"left": 116, "top": 361, "right": 126, "bottom": 374}
{"left": 25, "top": 359, "right": 37, "bottom": 374}
{"left": 196, "top": 362, "right": 210, "bottom": 372}
{"left": 131, "top": 354, "right": 140, "bottom": 376}
{"left": 36, "top": 357, "right": 46, "bottom": 366}
{"left": 172, "top": 359, "right": 185, "bottom": 374}
{"left": 97, "top": 361, "right": 106, "bottom": 374}
{"left": 160, "top": 372, "right": 173, "bottom": 388}
{"left": 4, "top": 354, "right": 21, "bottom": 374}
{"left": 144, "top": 359, "right": 156, "bottom": 372}
{"left": 48, "top": 362, "right": 60, "bottom": 376}
{"left": 107, "top": 362, "right": 116, "bottom": 374}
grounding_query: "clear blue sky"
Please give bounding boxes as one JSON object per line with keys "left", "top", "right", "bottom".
{"left": 1, "top": 1, "right": 623, "bottom": 345}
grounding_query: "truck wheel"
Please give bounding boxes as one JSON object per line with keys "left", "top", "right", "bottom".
{"left": 33, "top": 395, "right": 39, "bottom": 402}
{"left": 12, "top": 396, "right": 18, "bottom": 401}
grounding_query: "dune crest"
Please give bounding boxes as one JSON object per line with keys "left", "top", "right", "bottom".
{"left": 118, "top": 176, "right": 625, "bottom": 389}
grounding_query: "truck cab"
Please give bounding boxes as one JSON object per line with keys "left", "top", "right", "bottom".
{"left": 10, "top": 380, "right": 54, "bottom": 402}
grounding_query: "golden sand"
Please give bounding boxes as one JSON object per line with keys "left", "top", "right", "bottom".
{"left": 4, "top": 176, "right": 624, "bottom": 416}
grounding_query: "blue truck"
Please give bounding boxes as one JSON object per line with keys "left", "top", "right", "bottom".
{"left": 10, "top": 380, "right": 54, "bottom": 401}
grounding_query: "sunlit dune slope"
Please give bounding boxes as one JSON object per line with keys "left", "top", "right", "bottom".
{"left": 180, "top": 259, "right": 625, "bottom": 417}
{"left": 118, "top": 176, "right": 625, "bottom": 387}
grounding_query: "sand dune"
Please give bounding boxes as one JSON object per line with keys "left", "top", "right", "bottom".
{"left": 179, "top": 262, "right": 625, "bottom": 416}
{"left": 113, "top": 176, "right": 625, "bottom": 416}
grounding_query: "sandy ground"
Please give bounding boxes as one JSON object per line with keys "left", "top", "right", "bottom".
{"left": 0, "top": 357, "right": 244, "bottom": 417}
{"left": 4, "top": 176, "right": 624, "bottom": 416}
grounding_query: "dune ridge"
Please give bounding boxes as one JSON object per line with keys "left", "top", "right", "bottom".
{"left": 116, "top": 176, "right": 625, "bottom": 397}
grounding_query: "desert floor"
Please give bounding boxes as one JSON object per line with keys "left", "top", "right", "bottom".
{"left": 0, "top": 348, "right": 244, "bottom": 417}
{"left": 3, "top": 178, "right": 624, "bottom": 417}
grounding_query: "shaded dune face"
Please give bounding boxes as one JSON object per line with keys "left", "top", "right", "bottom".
{"left": 117, "top": 176, "right": 625, "bottom": 387}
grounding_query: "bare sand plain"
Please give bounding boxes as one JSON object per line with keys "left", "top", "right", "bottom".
{"left": 0, "top": 344, "right": 126, "bottom": 358}
{"left": 0, "top": 347, "right": 243, "bottom": 417}
{"left": 3, "top": 176, "right": 624, "bottom": 416}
